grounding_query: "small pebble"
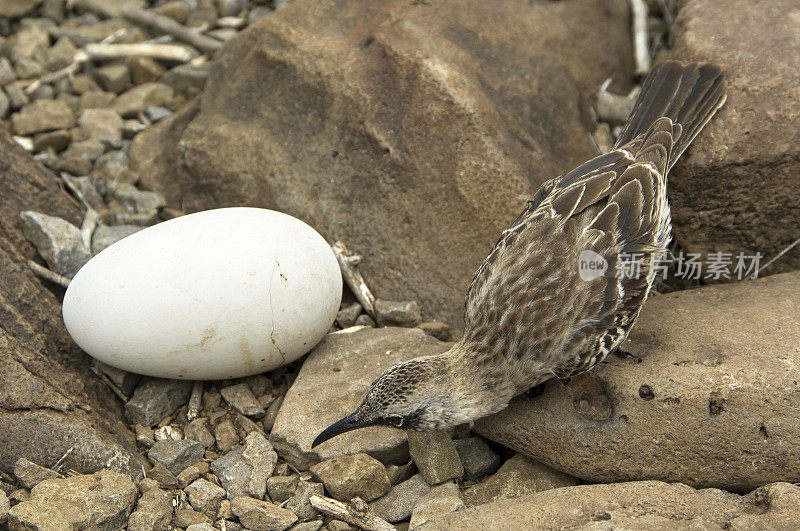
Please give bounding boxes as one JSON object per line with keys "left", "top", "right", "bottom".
{"left": 221, "top": 383, "right": 266, "bottom": 419}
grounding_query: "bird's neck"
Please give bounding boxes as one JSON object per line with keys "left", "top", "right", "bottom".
{"left": 435, "top": 344, "right": 520, "bottom": 423}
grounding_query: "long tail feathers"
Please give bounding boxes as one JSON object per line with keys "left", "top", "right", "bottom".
{"left": 614, "top": 61, "right": 727, "bottom": 167}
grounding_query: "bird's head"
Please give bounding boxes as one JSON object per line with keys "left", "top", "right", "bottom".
{"left": 312, "top": 354, "right": 468, "bottom": 448}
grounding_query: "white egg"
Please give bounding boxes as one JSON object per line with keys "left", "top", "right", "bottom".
{"left": 63, "top": 207, "right": 342, "bottom": 380}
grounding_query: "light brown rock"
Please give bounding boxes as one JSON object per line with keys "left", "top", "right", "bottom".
{"left": 421, "top": 480, "right": 788, "bottom": 530}
{"left": 0, "top": 0, "right": 44, "bottom": 17}
{"left": 231, "top": 496, "right": 299, "bottom": 531}
{"left": 311, "top": 453, "right": 391, "bottom": 502}
{"left": 407, "top": 431, "right": 463, "bottom": 486}
{"left": 462, "top": 454, "right": 578, "bottom": 507}
{"left": 7, "top": 470, "right": 137, "bottom": 530}
{"left": 270, "top": 327, "right": 450, "bottom": 470}
{"left": 476, "top": 271, "right": 800, "bottom": 492}
{"left": 409, "top": 482, "right": 464, "bottom": 530}
{"left": 667, "top": 0, "right": 800, "bottom": 276}
{"left": 12, "top": 99, "right": 75, "bottom": 135}
{"left": 134, "top": 0, "right": 634, "bottom": 328}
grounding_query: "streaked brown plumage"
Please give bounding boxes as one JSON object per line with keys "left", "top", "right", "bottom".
{"left": 313, "top": 61, "right": 727, "bottom": 447}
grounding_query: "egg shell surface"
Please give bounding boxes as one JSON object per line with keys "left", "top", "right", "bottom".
{"left": 63, "top": 207, "right": 342, "bottom": 380}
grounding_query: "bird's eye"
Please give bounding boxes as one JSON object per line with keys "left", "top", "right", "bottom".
{"left": 387, "top": 415, "right": 404, "bottom": 427}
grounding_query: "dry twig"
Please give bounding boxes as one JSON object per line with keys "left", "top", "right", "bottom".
{"left": 187, "top": 380, "right": 204, "bottom": 421}
{"left": 85, "top": 42, "right": 198, "bottom": 63}
{"left": 332, "top": 241, "right": 381, "bottom": 326}
{"left": 630, "top": 0, "right": 651, "bottom": 75}
{"left": 27, "top": 261, "right": 71, "bottom": 288}
{"left": 122, "top": 7, "right": 223, "bottom": 54}
{"left": 309, "top": 495, "right": 395, "bottom": 531}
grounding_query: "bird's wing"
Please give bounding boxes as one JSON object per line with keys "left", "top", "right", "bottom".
{"left": 463, "top": 118, "right": 677, "bottom": 376}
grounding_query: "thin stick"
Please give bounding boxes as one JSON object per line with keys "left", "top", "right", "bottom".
{"left": 90, "top": 365, "right": 130, "bottom": 402}
{"left": 332, "top": 241, "right": 381, "bottom": 326}
{"left": 596, "top": 78, "right": 638, "bottom": 124}
{"left": 309, "top": 495, "right": 395, "bottom": 531}
{"left": 758, "top": 236, "right": 800, "bottom": 275}
{"left": 122, "top": 7, "right": 223, "bottom": 54}
{"left": 80, "top": 209, "right": 99, "bottom": 252}
{"left": 85, "top": 42, "right": 198, "bottom": 63}
{"left": 52, "top": 447, "right": 74, "bottom": 473}
{"left": 187, "top": 380, "right": 204, "bottom": 421}
{"left": 28, "top": 261, "right": 71, "bottom": 288}
{"left": 630, "top": 0, "right": 650, "bottom": 75}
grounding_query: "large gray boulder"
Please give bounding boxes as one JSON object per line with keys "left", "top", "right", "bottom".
{"left": 0, "top": 126, "right": 142, "bottom": 479}
{"left": 668, "top": 0, "right": 800, "bottom": 277}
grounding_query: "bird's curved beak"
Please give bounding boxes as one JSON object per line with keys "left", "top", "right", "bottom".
{"left": 312, "top": 411, "right": 371, "bottom": 448}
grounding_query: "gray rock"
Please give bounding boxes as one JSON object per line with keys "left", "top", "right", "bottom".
{"left": 369, "top": 474, "right": 430, "bottom": 523}
{"left": 126, "top": 55, "right": 166, "bottom": 85}
{"left": 106, "top": 180, "right": 166, "bottom": 221}
{"left": 78, "top": 108, "right": 123, "bottom": 148}
{"left": 148, "top": 439, "right": 205, "bottom": 476}
{"left": 185, "top": 417, "right": 216, "bottom": 448}
{"left": 19, "top": 210, "right": 91, "bottom": 278}
{"left": 453, "top": 437, "right": 501, "bottom": 481}
{"left": 177, "top": 460, "right": 209, "bottom": 488}
{"left": 335, "top": 302, "right": 362, "bottom": 329}
{"left": 232, "top": 496, "right": 299, "bottom": 531}
{"left": 79, "top": 90, "right": 117, "bottom": 112}
{"left": 62, "top": 174, "right": 105, "bottom": 210}
{"left": 12, "top": 99, "right": 75, "bottom": 135}
{"left": 41, "top": 0, "right": 65, "bottom": 23}
{"left": 125, "top": 378, "right": 193, "bottom": 427}
{"left": 385, "top": 461, "right": 415, "bottom": 486}
{"left": 417, "top": 321, "right": 451, "bottom": 342}
{"left": 7, "top": 469, "right": 137, "bottom": 530}
{"left": 5, "top": 81, "right": 29, "bottom": 110}
{"left": 128, "top": 486, "right": 172, "bottom": 531}
{"left": 11, "top": 25, "right": 49, "bottom": 63}
{"left": 93, "top": 149, "right": 138, "bottom": 184}
{"left": 13, "top": 458, "right": 60, "bottom": 489}
{"left": 311, "top": 453, "right": 390, "bottom": 502}
{"left": 0, "top": 90, "right": 9, "bottom": 119}
{"left": 216, "top": 0, "right": 245, "bottom": 17}
{"left": 32, "top": 129, "right": 71, "bottom": 152}
{"left": 407, "top": 430, "right": 463, "bottom": 486}
{"left": 374, "top": 299, "right": 422, "bottom": 328}
{"left": 45, "top": 36, "right": 76, "bottom": 72}
{"left": 111, "top": 82, "right": 174, "bottom": 118}
{"left": 145, "top": 105, "right": 172, "bottom": 122}
{"left": 271, "top": 327, "right": 449, "bottom": 469}
{"left": 159, "top": 63, "right": 210, "bottom": 98}
{"left": 174, "top": 506, "right": 213, "bottom": 527}
{"left": 186, "top": 478, "right": 226, "bottom": 517}
{"left": 214, "top": 417, "right": 240, "bottom": 453}
{"left": 262, "top": 394, "right": 283, "bottom": 433}
{"left": 290, "top": 521, "right": 324, "bottom": 531}
{"left": 0, "top": 489, "right": 8, "bottom": 524}
{"left": 211, "top": 431, "right": 277, "bottom": 499}
{"left": 147, "top": 461, "right": 181, "bottom": 490}
{"left": 14, "top": 57, "right": 44, "bottom": 79}
{"left": 354, "top": 314, "right": 376, "bottom": 328}
{"left": 0, "top": 0, "right": 43, "bottom": 16}
{"left": 222, "top": 383, "right": 266, "bottom": 419}
{"left": 267, "top": 475, "right": 299, "bottom": 503}
{"left": 90, "top": 224, "right": 143, "bottom": 254}
{"left": 186, "top": 524, "right": 217, "bottom": 531}
{"left": 29, "top": 82, "right": 54, "bottom": 102}
{"left": 285, "top": 479, "right": 323, "bottom": 521}
{"left": 94, "top": 360, "right": 140, "bottom": 395}
{"left": 463, "top": 454, "right": 578, "bottom": 506}
{"left": 95, "top": 62, "right": 132, "bottom": 94}
{"left": 409, "top": 481, "right": 465, "bottom": 530}
{"left": 0, "top": 57, "right": 16, "bottom": 86}
{"left": 422, "top": 480, "right": 800, "bottom": 530}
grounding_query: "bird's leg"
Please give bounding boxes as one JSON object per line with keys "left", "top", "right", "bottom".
{"left": 613, "top": 348, "right": 641, "bottom": 362}
{"left": 521, "top": 381, "right": 548, "bottom": 401}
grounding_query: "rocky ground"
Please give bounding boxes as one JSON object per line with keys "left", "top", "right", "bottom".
{"left": 1, "top": 0, "right": 799, "bottom": 529}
